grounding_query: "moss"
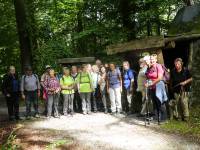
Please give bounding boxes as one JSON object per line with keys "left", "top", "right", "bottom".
{"left": 168, "top": 15, "right": 200, "bottom": 36}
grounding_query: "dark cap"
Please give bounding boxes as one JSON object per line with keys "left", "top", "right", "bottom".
{"left": 25, "top": 66, "right": 32, "bottom": 71}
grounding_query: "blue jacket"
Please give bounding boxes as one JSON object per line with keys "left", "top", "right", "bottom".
{"left": 156, "top": 81, "right": 168, "bottom": 104}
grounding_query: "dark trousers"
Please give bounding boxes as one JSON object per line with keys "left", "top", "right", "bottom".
{"left": 63, "top": 94, "right": 74, "bottom": 115}
{"left": 6, "top": 92, "right": 19, "bottom": 119}
{"left": 150, "top": 89, "right": 167, "bottom": 122}
{"left": 25, "top": 90, "right": 38, "bottom": 117}
{"left": 73, "top": 91, "right": 82, "bottom": 112}
{"left": 47, "top": 93, "right": 59, "bottom": 117}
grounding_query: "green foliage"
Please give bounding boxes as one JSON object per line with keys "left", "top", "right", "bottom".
{"left": 1, "top": 0, "right": 200, "bottom": 74}
{"left": 161, "top": 106, "right": 200, "bottom": 138}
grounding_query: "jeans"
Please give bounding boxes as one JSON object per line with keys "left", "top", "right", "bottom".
{"left": 109, "top": 87, "right": 122, "bottom": 113}
{"left": 150, "top": 89, "right": 167, "bottom": 122}
{"left": 100, "top": 88, "right": 107, "bottom": 112}
{"left": 122, "top": 88, "right": 132, "bottom": 112}
{"left": 80, "top": 93, "right": 91, "bottom": 113}
{"left": 25, "top": 90, "right": 38, "bottom": 117}
{"left": 63, "top": 94, "right": 74, "bottom": 115}
{"left": 47, "top": 93, "right": 60, "bottom": 117}
{"left": 6, "top": 92, "right": 19, "bottom": 119}
{"left": 92, "top": 88, "right": 98, "bottom": 111}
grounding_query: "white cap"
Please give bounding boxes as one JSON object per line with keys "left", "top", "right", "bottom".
{"left": 143, "top": 55, "right": 150, "bottom": 61}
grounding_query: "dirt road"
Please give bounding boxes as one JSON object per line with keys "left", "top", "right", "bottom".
{"left": 10, "top": 113, "right": 200, "bottom": 150}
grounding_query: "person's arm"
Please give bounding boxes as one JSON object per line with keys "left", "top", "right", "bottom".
{"left": 36, "top": 75, "right": 41, "bottom": 96}
{"left": 152, "top": 65, "right": 163, "bottom": 86}
{"left": 106, "top": 74, "right": 110, "bottom": 93}
{"left": 180, "top": 78, "right": 192, "bottom": 86}
{"left": 118, "top": 70, "right": 123, "bottom": 92}
{"left": 129, "top": 71, "right": 135, "bottom": 92}
{"left": 2, "top": 75, "right": 9, "bottom": 97}
{"left": 21, "top": 75, "right": 25, "bottom": 99}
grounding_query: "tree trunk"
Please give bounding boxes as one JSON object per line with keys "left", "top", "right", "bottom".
{"left": 119, "top": 0, "right": 136, "bottom": 40}
{"left": 13, "top": 0, "right": 32, "bottom": 73}
{"left": 191, "top": 40, "right": 200, "bottom": 105}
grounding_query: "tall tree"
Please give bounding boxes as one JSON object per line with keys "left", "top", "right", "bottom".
{"left": 13, "top": 0, "right": 32, "bottom": 72}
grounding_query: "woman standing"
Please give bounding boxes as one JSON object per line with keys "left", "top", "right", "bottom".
{"left": 107, "top": 63, "right": 122, "bottom": 115}
{"left": 99, "top": 66, "right": 108, "bottom": 113}
{"left": 76, "top": 64, "right": 94, "bottom": 115}
{"left": 60, "top": 67, "right": 75, "bottom": 116}
{"left": 44, "top": 69, "right": 61, "bottom": 118}
{"left": 145, "top": 54, "right": 168, "bottom": 124}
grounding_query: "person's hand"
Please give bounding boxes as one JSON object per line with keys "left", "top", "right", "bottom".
{"left": 180, "top": 81, "right": 186, "bottom": 86}
{"left": 120, "top": 87, "right": 123, "bottom": 93}
{"left": 37, "top": 90, "right": 40, "bottom": 97}
{"left": 6, "top": 94, "right": 11, "bottom": 97}
{"left": 22, "top": 94, "right": 25, "bottom": 100}
{"left": 107, "top": 89, "right": 109, "bottom": 94}
{"left": 144, "top": 83, "right": 148, "bottom": 88}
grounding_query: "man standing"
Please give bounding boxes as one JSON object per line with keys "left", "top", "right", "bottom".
{"left": 122, "top": 61, "right": 135, "bottom": 114}
{"left": 2, "top": 66, "right": 20, "bottom": 121}
{"left": 170, "top": 58, "right": 192, "bottom": 121}
{"left": 21, "top": 66, "right": 40, "bottom": 119}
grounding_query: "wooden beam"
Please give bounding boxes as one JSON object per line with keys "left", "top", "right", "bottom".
{"left": 107, "top": 36, "right": 165, "bottom": 55}
{"left": 164, "top": 34, "right": 200, "bottom": 43}
{"left": 57, "top": 57, "right": 95, "bottom": 64}
{"left": 164, "top": 41, "right": 176, "bottom": 49}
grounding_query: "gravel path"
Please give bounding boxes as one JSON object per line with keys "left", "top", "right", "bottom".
{"left": 26, "top": 113, "right": 200, "bottom": 150}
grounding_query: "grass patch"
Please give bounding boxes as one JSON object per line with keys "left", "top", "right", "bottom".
{"left": 161, "top": 106, "right": 200, "bottom": 139}
{"left": 45, "top": 139, "right": 73, "bottom": 150}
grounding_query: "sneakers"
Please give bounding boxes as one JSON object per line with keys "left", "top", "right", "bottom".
{"left": 35, "top": 114, "right": 40, "bottom": 118}
{"left": 83, "top": 112, "right": 87, "bottom": 115}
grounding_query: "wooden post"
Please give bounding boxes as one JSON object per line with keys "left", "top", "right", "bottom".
{"left": 156, "top": 49, "right": 164, "bottom": 64}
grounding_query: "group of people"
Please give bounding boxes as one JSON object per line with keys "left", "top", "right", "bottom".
{"left": 1, "top": 56, "right": 192, "bottom": 123}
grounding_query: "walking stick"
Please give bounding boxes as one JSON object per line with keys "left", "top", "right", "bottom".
{"left": 145, "top": 86, "right": 151, "bottom": 126}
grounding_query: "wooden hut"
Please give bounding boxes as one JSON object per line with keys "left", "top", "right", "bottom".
{"left": 106, "top": 4, "right": 200, "bottom": 71}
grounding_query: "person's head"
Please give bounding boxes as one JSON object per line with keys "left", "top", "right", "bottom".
{"left": 77, "top": 67, "right": 82, "bottom": 73}
{"left": 109, "top": 63, "right": 116, "bottom": 71}
{"left": 63, "top": 67, "right": 70, "bottom": 76}
{"left": 45, "top": 65, "right": 51, "bottom": 73}
{"left": 174, "top": 58, "right": 183, "bottom": 71}
{"left": 95, "top": 59, "right": 102, "bottom": 67}
{"left": 92, "top": 65, "right": 99, "bottom": 73}
{"left": 25, "top": 66, "right": 33, "bottom": 76}
{"left": 143, "top": 55, "right": 150, "bottom": 66}
{"left": 150, "top": 54, "right": 158, "bottom": 65}
{"left": 104, "top": 63, "right": 109, "bottom": 68}
{"left": 9, "top": 66, "right": 16, "bottom": 75}
{"left": 123, "top": 61, "right": 130, "bottom": 70}
{"left": 82, "top": 64, "right": 88, "bottom": 72}
{"left": 71, "top": 66, "right": 77, "bottom": 74}
{"left": 139, "top": 58, "right": 146, "bottom": 68}
{"left": 86, "top": 64, "right": 92, "bottom": 72}
{"left": 49, "top": 69, "right": 55, "bottom": 78}
{"left": 100, "top": 66, "right": 106, "bottom": 74}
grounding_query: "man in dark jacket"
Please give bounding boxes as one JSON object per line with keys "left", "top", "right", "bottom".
{"left": 2, "top": 66, "right": 20, "bottom": 121}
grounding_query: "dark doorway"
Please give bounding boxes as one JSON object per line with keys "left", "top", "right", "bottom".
{"left": 162, "top": 41, "right": 190, "bottom": 70}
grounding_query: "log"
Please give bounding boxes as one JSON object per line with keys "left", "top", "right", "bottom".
{"left": 107, "top": 36, "right": 165, "bottom": 55}
{"left": 164, "top": 34, "right": 200, "bottom": 43}
{"left": 57, "top": 57, "right": 95, "bottom": 64}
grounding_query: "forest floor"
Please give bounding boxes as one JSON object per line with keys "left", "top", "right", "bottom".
{"left": 1, "top": 96, "right": 200, "bottom": 150}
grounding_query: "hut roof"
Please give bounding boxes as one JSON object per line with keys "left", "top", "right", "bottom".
{"left": 168, "top": 4, "right": 200, "bottom": 35}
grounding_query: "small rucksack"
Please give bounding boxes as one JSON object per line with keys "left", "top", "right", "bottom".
{"left": 160, "top": 64, "right": 170, "bottom": 83}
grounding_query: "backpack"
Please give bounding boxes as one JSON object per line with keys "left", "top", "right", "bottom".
{"left": 157, "top": 64, "right": 170, "bottom": 83}
{"left": 124, "top": 69, "right": 138, "bottom": 89}
{"left": 23, "top": 74, "right": 39, "bottom": 89}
